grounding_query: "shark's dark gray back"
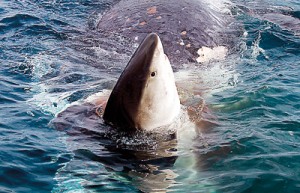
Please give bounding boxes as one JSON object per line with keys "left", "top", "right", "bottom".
{"left": 97, "top": 0, "right": 237, "bottom": 65}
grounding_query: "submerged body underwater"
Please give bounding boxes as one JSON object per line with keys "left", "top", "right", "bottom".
{"left": 0, "top": 0, "right": 300, "bottom": 192}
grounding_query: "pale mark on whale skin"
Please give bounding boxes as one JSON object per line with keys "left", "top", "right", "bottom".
{"left": 196, "top": 46, "right": 228, "bottom": 63}
{"left": 97, "top": 0, "right": 236, "bottom": 65}
{"left": 147, "top": 6, "right": 157, "bottom": 15}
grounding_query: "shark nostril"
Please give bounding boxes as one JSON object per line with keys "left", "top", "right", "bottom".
{"left": 151, "top": 71, "right": 157, "bottom": 77}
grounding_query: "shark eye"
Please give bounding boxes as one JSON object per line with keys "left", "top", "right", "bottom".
{"left": 151, "top": 71, "right": 157, "bottom": 77}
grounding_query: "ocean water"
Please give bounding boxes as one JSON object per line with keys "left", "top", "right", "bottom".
{"left": 0, "top": 0, "right": 300, "bottom": 192}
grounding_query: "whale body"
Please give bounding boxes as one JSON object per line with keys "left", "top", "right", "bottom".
{"left": 97, "top": 0, "right": 235, "bottom": 65}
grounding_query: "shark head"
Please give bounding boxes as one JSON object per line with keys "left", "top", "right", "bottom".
{"left": 103, "top": 33, "right": 180, "bottom": 131}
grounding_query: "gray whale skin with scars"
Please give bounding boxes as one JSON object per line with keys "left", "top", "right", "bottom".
{"left": 97, "top": 0, "right": 234, "bottom": 65}
{"left": 99, "top": 0, "right": 234, "bottom": 131}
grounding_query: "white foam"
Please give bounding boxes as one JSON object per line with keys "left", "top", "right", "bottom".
{"left": 29, "top": 53, "right": 56, "bottom": 80}
{"left": 25, "top": 53, "right": 66, "bottom": 115}
{"left": 26, "top": 49, "right": 116, "bottom": 116}
{"left": 26, "top": 53, "right": 82, "bottom": 115}
{"left": 251, "top": 31, "right": 269, "bottom": 59}
{"left": 28, "top": 83, "right": 73, "bottom": 115}
{"left": 175, "top": 60, "right": 239, "bottom": 99}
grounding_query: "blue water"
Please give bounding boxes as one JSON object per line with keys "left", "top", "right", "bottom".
{"left": 1, "top": 0, "right": 300, "bottom": 192}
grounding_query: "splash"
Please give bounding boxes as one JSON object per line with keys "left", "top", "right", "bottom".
{"left": 251, "top": 31, "right": 269, "bottom": 59}
{"left": 25, "top": 53, "right": 71, "bottom": 115}
{"left": 176, "top": 59, "right": 240, "bottom": 99}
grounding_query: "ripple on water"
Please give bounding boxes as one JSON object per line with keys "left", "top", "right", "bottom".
{"left": 1, "top": 13, "right": 41, "bottom": 26}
